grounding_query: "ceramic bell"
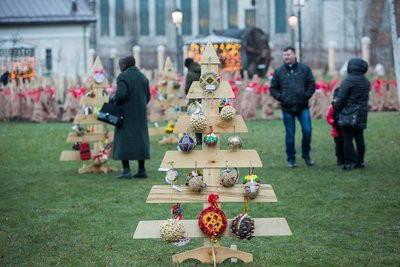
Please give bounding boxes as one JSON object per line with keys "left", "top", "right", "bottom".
{"left": 220, "top": 102, "right": 236, "bottom": 120}
{"left": 186, "top": 170, "right": 206, "bottom": 192}
{"left": 220, "top": 166, "right": 239, "bottom": 187}
{"left": 243, "top": 174, "right": 260, "bottom": 199}
{"left": 177, "top": 132, "right": 196, "bottom": 152}
{"left": 229, "top": 214, "right": 255, "bottom": 240}
{"left": 203, "top": 126, "right": 218, "bottom": 147}
{"left": 227, "top": 135, "right": 243, "bottom": 150}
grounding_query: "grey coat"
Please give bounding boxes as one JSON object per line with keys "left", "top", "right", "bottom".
{"left": 334, "top": 58, "right": 370, "bottom": 129}
{"left": 112, "top": 66, "right": 150, "bottom": 160}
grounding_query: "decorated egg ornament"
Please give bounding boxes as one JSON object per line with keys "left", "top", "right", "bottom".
{"left": 178, "top": 132, "right": 196, "bottom": 152}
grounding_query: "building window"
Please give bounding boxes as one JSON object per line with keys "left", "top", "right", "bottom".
{"left": 227, "top": 0, "right": 238, "bottom": 29}
{"left": 155, "top": 0, "right": 165, "bottom": 35}
{"left": 275, "top": 0, "right": 286, "bottom": 33}
{"left": 181, "top": 0, "right": 192, "bottom": 35}
{"left": 100, "top": 0, "right": 109, "bottom": 36}
{"left": 116, "top": 0, "right": 125, "bottom": 36}
{"left": 140, "top": 0, "right": 149, "bottom": 35}
{"left": 198, "top": 0, "right": 209, "bottom": 35}
{"left": 45, "top": 49, "right": 52, "bottom": 72}
{"left": 245, "top": 9, "right": 256, "bottom": 28}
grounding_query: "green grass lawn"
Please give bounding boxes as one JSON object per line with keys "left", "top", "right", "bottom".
{"left": 1, "top": 112, "right": 399, "bottom": 267}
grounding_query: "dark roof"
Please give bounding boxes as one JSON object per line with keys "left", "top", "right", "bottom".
{"left": 0, "top": 0, "right": 96, "bottom": 24}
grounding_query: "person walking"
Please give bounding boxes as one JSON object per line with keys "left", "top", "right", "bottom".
{"left": 270, "top": 46, "right": 316, "bottom": 168}
{"left": 333, "top": 58, "right": 370, "bottom": 171}
{"left": 113, "top": 56, "right": 150, "bottom": 179}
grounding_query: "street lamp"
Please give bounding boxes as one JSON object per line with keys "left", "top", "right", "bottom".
{"left": 293, "top": 0, "right": 305, "bottom": 62}
{"left": 288, "top": 14, "right": 298, "bottom": 48}
{"left": 171, "top": 8, "right": 183, "bottom": 75}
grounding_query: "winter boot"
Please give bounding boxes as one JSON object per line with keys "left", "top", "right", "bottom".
{"left": 115, "top": 168, "right": 132, "bottom": 179}
{"left": 133, "top": 169, "right": 147, "bottom": 178}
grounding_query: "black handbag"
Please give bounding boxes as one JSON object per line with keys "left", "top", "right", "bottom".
{"left": 97, "top": 102, "right": 123, "bottom": 127}
{"left": 338, "top": 105, "right": 359, "bottom": 127}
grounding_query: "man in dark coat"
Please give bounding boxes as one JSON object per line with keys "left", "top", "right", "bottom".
{"left": 184, "top": 58, "right": 201, "bottom": 95}
{"left": 270, "top": 46, "right": 316, "bottom": 168}
{"left": 113, "top": 56, "right": 150, "bottom": 179}
{"left": 334, "top": 58, "right": 370, "bottom": 171}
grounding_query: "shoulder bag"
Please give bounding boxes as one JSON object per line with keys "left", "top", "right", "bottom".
{"left": 338, "top": 104, "right": 359, "bottom": 127}
{"left": 97, "top": 102, "right": 123, "bottom": 128}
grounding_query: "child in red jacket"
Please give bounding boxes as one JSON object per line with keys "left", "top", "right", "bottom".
{"left": 326, "top": 88, "right": 344, "bottom": 165}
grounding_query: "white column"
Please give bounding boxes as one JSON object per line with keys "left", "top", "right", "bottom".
{"left": 88, "top": 48, "right": 95, "bottom": 74}
{"left": 328, "top": 41, "right": 336, "bottom": 75}
{"left": 361, "top": 36, "right": 371, "bottom": 66}
{"left": 133, "top": 45, "right": 141, "bottom": 69}
{"left": 157, "top": 45, "right": 165, "bottom": 73}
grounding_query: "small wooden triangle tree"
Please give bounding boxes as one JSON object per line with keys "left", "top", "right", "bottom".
{"left": 59, "top": 56, "right": 117, "bottom": 174}
{"left": 134, "top": 43, "right": 291, "bottom": 265}
{"left": 149, "top": 56, "right": 187, "bottom": 144}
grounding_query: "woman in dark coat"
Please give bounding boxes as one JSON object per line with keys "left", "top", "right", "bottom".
{"left": 334, "top": 58, "right": 370, "bottom": 170}
{"left": 113, "top": 56, "right": 150, "bottom": 178}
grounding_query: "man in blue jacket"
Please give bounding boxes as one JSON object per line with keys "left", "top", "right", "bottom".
{"left": 270, "top": 47, "right": 316, "bottom": 168}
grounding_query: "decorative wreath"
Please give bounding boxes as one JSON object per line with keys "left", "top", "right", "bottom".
{"left": 198, "top": 194, "right": 227, "bottom": 240}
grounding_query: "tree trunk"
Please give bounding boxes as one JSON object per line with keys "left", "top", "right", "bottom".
{"left": 388, "top": 0, "right": 400, "bottom": 104}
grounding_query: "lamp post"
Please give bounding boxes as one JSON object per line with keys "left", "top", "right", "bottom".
{"left": 288, "top": 14, "right": 298, "bottom": 48}
{"left": 293, "top": 0, "right": 305, "bottom": 62}
{"left": 171, "top": 8, "right": 183, "bottom": 75}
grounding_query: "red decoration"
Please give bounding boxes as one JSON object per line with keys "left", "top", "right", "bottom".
{"left": 198, "top": 194, "right": 227, "bottom": 240}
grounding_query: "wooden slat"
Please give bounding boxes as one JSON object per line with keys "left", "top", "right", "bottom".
{"left": 133, "top": 218, "right": 292, "bottom": 239}
{"left": 160, "top": 150, "right": 262, "bottom": 168}
{"left": 173, "top": 115, "right": 248, "bottom": 133}
{"left": 153, "top": 99, "right": 187, "bottom": 108}
{"left": 186, "top": 81, "right": 235, "bottom": 99}
{"left": 80, "top": 96, "right": 109, "bottom": 106}
{"left": 172, "top": 246, "right": 253, "bottom": 264}
{"left": 59, "top": 150, "right": 99, "bottom": 161}
{"left": 146, "top": 184, "right": 277, "bottom": 203}
{"left": 72, "top": 114, "right": 106, "bottom": 125}
{"left": 149, "top": 112, "right": 186, "bottom": 122}
{"left": 66, "top": 132, "right": 114, "bottom": 143}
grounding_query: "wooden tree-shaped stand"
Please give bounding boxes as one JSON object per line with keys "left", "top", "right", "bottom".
{"left": 134, "top": 43, "right": 291, "bottom": 265}
{"left": 149, "top": 57, "right": 187, "bottom": 144}
{"left": 59, "top": 57, "right": 117, "bottom": 174}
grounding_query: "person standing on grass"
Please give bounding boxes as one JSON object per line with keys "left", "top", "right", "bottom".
{"left": 112, "top": 56, "right": 150, "bottom": 179}
{"left": 184, "top": 57, "right": 202, "bottom": 144}
{"left": 270, "top": 46, "right": 316, "bottom": 168}
{"left": 334, "top": 58, "right": 370, "bottom": 171}
{"left": 326, "top": 88, "right": 345, "bottom": 165}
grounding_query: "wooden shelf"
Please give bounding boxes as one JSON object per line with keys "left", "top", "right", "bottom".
{"left": 149, "top": 112, "right": 187, "bottom": 122}
{"left": 186, "top": 81, "right": 235, "bottom": 99}
{"left": 133, "top": 218, "right": 292, "bottom": 239}
{"left": 147, "top": 184, "right": 277, "bottom": 203}
{"left": 172, "top": 247, "right": 252, "bottom": 264}
{"left": 153, "top": 98, "right": 187, "bottom": 108}
{"left": 60, "top": 150, "right": 99, "bottom": 161}
{"left": 160, "top": 150, "right": 262, "bottom": 169}
{"left": 66, "top": 132, "right": 114, "bottom": 143}
{"left": 173, "top": 115, "right": 248, "bottom": 133}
